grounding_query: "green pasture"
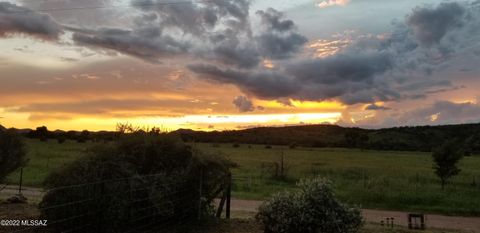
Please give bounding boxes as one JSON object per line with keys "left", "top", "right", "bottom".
{"left": 6, "top": 139, "right": 92, "bottom": 187}
{"left": 195, "top": 143, "right": 480, "bottom": 216}
{"left": 5, "top": 139, "right": 480, "bottom": 216}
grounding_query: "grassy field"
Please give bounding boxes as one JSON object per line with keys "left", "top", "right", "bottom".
{"left": 6, "top": 139, "right": 90, "bottom": 187}
{"left": 195, "top": 143, "right": 480, "bottom": 216}
{"left": 5, "top": 139, "right": 480, "bottom": 216}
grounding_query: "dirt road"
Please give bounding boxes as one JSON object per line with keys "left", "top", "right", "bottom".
{"left": 227, "top": 199, "right": 480, "bottom": 233}
{"left": 2, "top": 186, "right": 479, "bottom": 232}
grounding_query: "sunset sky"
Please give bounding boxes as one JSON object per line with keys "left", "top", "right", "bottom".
{"left": 1, "top": 0, "right": 480, "bottom": 131}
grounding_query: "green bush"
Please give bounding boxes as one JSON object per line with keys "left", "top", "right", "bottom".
{"left": 256, "top": 177, "right": 363, "bottom": 233}
{"left": 40, "top": 132, "right": 233, "bottom": 233}
{"left": 0, "top": 129, "right": 27, "bottom": 182}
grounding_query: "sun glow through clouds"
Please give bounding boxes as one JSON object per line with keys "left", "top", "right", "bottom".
{"left": 316, "top": 0, "right": 350, "bottom": 8}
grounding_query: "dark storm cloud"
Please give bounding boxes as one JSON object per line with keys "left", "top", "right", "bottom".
{"left": 407, "top": 2, "right": 466, "bottom": 47}
{"left": 285, "top": 52, "right": 392, "bottom": 85}
{"left": 256, "top": 32, "right": 308, "bottom": 60}
{"left": 0, "top": 2, "right": 62, "bottom": 39}
{"left": 232, "top": 96, "right": 255, "bottom": 112}
{"left": 365, "top": 103, "right": 391, "bottom": 111}
{"left": 189, "top": 50, "right": 395, "bottom": 105}
{"left": 132, "top": 0, "right": 250, "bottom": 36}
{"left": 5, "top": 0, "right": 479, "bottom": 109}
{"left": 188, "top": 64, "right": 299, "bottom": 99}
{"left": 67, "top": 0, "right": 257, "bottom": 67}
{"left": 71, "top": 26, "right": 189, "bottom": 63}
{"left": 256, "top": 8, "right": 295, "bottom": 32}
{"left": 186, "top": 1, "right": 480, "bottom": 105}
{"left": 255, "top": 8, "right": 308, "bottom": 59}
{"left": 209, "top": 30, "right": 261, "bottom": 68}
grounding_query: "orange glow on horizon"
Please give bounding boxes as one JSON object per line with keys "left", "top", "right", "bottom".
{"left": 0, "top": 111, "right": 342, "bottom": 132}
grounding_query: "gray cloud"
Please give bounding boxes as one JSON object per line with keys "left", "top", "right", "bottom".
{"left": 399, "top": 100, "right": 480, "bottom": 125}
{"left": 0, "top": 2, "right": 62, "bottom": 39}
{"left": 4, "top": 0, "right": 480, "bottom": 111}
{"left": 365, "top": 103, "right": 391, "bottom": 111}
{"left": 256, "top": 8, "right": 295, "bottom": 32}
{"left": 132, "top": 0, "right": 250, "bottom": 36}
{"left": 255, "top": 8, "right": 308, "bottom": 59}
{"left": 285, "top": 52, "right": 392, "bottom": 85}
{"left": 190, "top": 1, "right": 480, "bottom": 106}
{"left": 407, "top": 2, "right": 466, "bottom": 47}
{"left": 188, "top": 64, "right": 300, "bottom": 99}
{"left": 209, "top": 30, "right": 261, "bottom": 68}
{"left": 19, "top": 0, "right": 124, "bottom": 28}
{"left": 189, "top": 50, "right": 395, "bottom": 105}
{"left": 232, "top": 96, "right": 254, "bottom": 112}
{"left": 72, "top": 26, "right": 189, "bottom": 63}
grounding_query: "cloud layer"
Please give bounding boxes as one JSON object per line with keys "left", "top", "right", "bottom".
{"left": 0, "top": 2, "right": 62, "bottom": 39}
{"left": 2, "top": 0, "right": 480, "bottom": 129}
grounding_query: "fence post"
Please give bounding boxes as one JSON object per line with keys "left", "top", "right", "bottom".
{"left": 18, "top": 167, "right": 23, "bottom": 195}
{"left": 197, "top": 168, "right": 203, "bottom": 220}
{"left": 226, "top": 173, "right": 232, "bottom": 219}
{"left": 216, "top": 191, "right": 226, "bottom": 218}
{"left": 363, "top": 169, "right": 367, "bottom": 189}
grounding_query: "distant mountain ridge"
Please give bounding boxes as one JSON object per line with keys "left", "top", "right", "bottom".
{"left": 175, "top": 123, "right": 480, "bottom": 153}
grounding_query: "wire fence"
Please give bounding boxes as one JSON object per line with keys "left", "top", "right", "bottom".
{"left": 3, "top": 173, "right": 231, "bottom": 233}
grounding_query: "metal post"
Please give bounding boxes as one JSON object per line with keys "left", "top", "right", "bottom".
{"left": 18, "top": 167, "right": 23, "bottom": 194}
{"left": 363, "top": 170, "right": 367, "bottom": 189}
{"left": 226, "top": 173, "right": 232, "bottom": 219}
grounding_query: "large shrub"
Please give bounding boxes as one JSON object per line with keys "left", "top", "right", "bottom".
{"left": 40, "top": 132, "right": 233, "bottom": 233}
{"left": 256, "top": 177, "right": 363, "bottom": 233}
{"left": 0, "top": 129, "right": 27, "bottom": 183}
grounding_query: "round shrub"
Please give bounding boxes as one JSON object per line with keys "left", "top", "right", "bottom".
{"left": 40, "top": 132, "right": 233, "bottom": 233}
{"left": 256, "top": 177, "right": 363, "bottom": 233}
{"left": 0, "top": 129, "right": 27, "bottom": 182}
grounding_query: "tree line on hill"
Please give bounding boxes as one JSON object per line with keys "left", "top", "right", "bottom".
{"left": 1, "top": 123, "right": 480, "bottom": 154}
{"left": 177, "top": 124, "right": 480, "bottom": 154}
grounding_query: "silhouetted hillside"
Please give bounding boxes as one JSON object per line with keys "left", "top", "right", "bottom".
{"left": 175, "top": 123, "right": 480, "bottom": 153}
{"left": 7, "top": 123, "right": 480, "bottom": 153}
{"left": 0, "top": 124, "right": 5, "bottom": 131}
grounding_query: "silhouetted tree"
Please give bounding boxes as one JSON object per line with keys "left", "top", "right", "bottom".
{"left": 36, "top": 126, "right": 49, "bottom": 142}
{"left": 77, "top": 130, "right": 90, "bottom": 143}
{"left": 432, "top": 140, "right": 464, "bottom": 190}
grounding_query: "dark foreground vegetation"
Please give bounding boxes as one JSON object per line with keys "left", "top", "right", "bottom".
{"left": 1, "top": 125, "right": 235, "bottom": 232}
{"left": 256, "top": 178, "right": 363, "bottom": 233}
